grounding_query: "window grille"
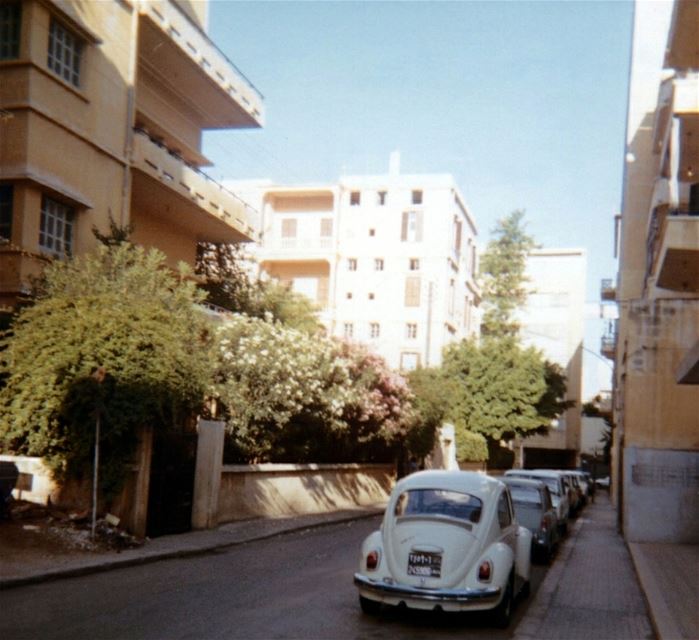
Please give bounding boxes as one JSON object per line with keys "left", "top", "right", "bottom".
{"left": 47, "top": 19, "right": 83, "bottom": 87}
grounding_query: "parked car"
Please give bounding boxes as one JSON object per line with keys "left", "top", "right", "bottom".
{"left": 354, "top": 470, "right": 532, "bottom": 628}
{"left": 595, "top": 475, "right": 610, "bottom": 489}
{"left": 552, "top": 471, "right": 581, "bottom": 515}
{"left": 504, "top": 469, "right": 570, "bottom": 535}
{"left": 502, "top": 477, "right": 559, "bottom": 563}
{"left": 569, "top": 471, "right": 592, "bottom": 501}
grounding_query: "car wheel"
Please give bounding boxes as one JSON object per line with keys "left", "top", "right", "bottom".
{"left": 491, "top": 572, "right": 513, "bottom": 629}
{"left": 359, "top": 595, "right": 381, "bottom": 616}
{"left": 520, "top": 580, "right": 531, "bottom": 599}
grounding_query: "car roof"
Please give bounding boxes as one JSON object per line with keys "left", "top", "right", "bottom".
{"left": 502, "top": 476, "right": 546, "bottom": 490}
{"left": 506, "top": 469, "right": 564, "bottom": 480}
{"left": 396, "top": 470, "right": 503, "bottom": 502}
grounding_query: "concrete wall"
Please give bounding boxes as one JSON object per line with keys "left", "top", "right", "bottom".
{"left": 623, "top": 447, "right": 699, "bottom": 543}
{"left": 217, "top": 463, "right": 394, "bottom": 522}
{"left": 0, "top": 455, "right": 57, "bottom": 505}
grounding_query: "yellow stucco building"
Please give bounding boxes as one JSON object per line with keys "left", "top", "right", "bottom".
{"left": 0, "top": 0, "right": 262, "bottom": 312}
{"left": 612, "top": 0, "right": 699, "bottom": 543}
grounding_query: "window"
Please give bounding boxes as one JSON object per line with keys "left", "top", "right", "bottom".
{"left": 412, "top": 190, "right": 423, "bottom": 205}
{"left": 368, "top": 292, "right": 375, "bottom": 300}
{"left": 377, "top": 191, "right": 387, "bottom": 206}
{"left": 497, "top": 492, "right": 512, "bottom": 529}
{"left": 405, "top": 276, "right": 421, "bottom": 307}
{"left": 47, "top": 19, "right": 83, "bottom": 87}
{"left": 0, "top": 185, "right": 12, "bottom": 241}
{"left": 401, "top": 210, "right": 423, "bottom": 242}
{"left": 0, "top": 3, "right": 21, "bottom": 60}
{"left": 374, "top": 258, "right": 384, "bottom": 271}
{"left": 39, "top": 196, "right": 74, "bottom": 257}
{"left": 406, "top": 323, "right": 417, "bottom": 339}
{"left": 343, "top": 322, "right": 354, "bottom": 338}
{"left": 400, "top": 352, "right": 420, "bottom": 371}
{"left": 453, "top": 218, "right": 462, "bottom": 256}
{"left": 394, "top": 489, "right": 482, "bottom": 523}
{"left": 350, "top": 191, "right": 360, "bottom": 206}
{"left": 320, "top": 218, "right": 333, "bottom": 237}
{"left": 369, "top": 228, "right": 375, "bottom": 237}
{"left": 347, "top": 258, "right": 357, "bottom": 271}
{"left": 281, "top": 218, "right": 297, "bottom": 238}
{"left": 449, "top": 279, "right": 455, "bottom": 315}
{"left": 409, "top": 258, "right": 420, "bottom": 271}
{"left": 370, "top": 322, "right": 380, "bottom": 338}
{"left": 346, "top": 292, "right": 353, "bottom": 299}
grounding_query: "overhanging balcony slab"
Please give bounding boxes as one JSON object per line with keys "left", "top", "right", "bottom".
{"left": 138, "top": 0, "right": 264, "bottom": 129}
{"left": 131, "top": 131, "right": 257, "bottom": 244}
{"left": 656, "top": 216, "right": 699, "bottom": 292}
{"left": 676, "top": 340, "right": 699, "bottom": 385}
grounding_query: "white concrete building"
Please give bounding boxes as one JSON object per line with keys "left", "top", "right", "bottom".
{"left": 516, "top": 248, "right": 587, "bottom": 468}
{"left": 243, "top": 154, "right": 481, "bottom": 370}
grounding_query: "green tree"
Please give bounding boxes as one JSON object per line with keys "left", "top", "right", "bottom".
{"left": 196, "top": 242, "right": 322, "bottom": 334}
{"left": 443, "top": 338, "right": 549, "bottom": 442}
{"left": 479, "top": 210, "right": 537, "bottom": 339}
{"left": 0, "top": 244, "right": 211, "bottom": 495}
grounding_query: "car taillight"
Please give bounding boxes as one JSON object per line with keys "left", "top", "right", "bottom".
{"left": 366, "top": 550, "right": 380, "bottom": 571}
{"left": 478, "top": 560, "right": 492, "bottom": 582}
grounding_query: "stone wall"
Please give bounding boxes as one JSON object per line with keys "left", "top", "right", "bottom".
{"left": 217, "top": 463, "right": 394, "bottom": 522}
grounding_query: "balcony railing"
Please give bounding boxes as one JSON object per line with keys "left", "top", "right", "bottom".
{"left": 600, "top": 278, "right": 616, "bottom": 301}
{"left": 600, "top": 322, "right": 617, "bottom": 360}
{"left": 646, "top": 207, "right": 699, "bottom": 291}
{"left": 138, "top": 0, "right": 264, "bottom": 129}
{"left": 264, "top": 237, "right": 334, "bottom": 253}
{"left": 131, "top": 129, "right": 258, "bottom": 242}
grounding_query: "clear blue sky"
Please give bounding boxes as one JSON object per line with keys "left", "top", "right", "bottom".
{"left": 204, "top": 0, "right": 633, "bottom": 398}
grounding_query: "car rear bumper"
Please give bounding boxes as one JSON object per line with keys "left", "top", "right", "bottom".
{"left": 354, "top": 573, "right": 501, "bottom": 604}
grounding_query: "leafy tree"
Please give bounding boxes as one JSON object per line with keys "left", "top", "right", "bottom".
{"left": 443, "top": 337, "right": 550, "bottom": 442}
{"left": 196, "top": 242, "right": 322, "bottom": 334}
{"left": 0, "top": 244, "right": 212, "bottom": 495}
{"left": 454, "top": 427, "right": 488, "bottom": 462}
{"left": 479, "top": 210, "right": 537, "bottom": 339}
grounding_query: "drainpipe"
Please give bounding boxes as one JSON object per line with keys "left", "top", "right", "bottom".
{"left": 121, "top": 4, "right": 140, "bottom": 227}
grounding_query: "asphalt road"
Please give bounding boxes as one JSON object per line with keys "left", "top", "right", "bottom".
{"left": 0, "top": 516, "right": 548, "bottom": 639}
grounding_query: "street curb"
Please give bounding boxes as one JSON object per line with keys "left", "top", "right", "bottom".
{"left": 511, "top": 515, "right": 586, "bottom": 640}
{"left": 0, "top": 508, "right": 383, "bottom": 591}
{"left": 628, "top": 543, "right": 681, "bottom": 640}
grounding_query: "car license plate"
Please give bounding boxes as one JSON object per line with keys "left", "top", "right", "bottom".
{"left": 407, "top": 551, "right": 442, "bottom": 578}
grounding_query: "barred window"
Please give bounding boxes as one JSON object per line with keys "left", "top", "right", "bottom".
{"left": 0, "top": 3, "right": 21, "bottom": 60}
{"left": 47, "top": 19, "right": 83, "bottom": 87}
{"left": 406, "top": 323, "right": 417, "bottom": 339}
{"left": 374, "top": 258, "right": 384, "bottom": 271}
{"left": 0, "top": 185, "right": 12, "bottom": 241}
{"left": 347, "top": 258, "right": 357, "bottom": 271}
{"left": 370, "top": 322, "right": 380, "bottom": 338}
{"left": 343, "top": 322, "right": 354, "bottom": 339}
{"left": 39, "top": 196, "right": 74, "bottom": 257}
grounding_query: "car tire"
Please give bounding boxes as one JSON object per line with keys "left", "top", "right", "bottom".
{"left": 491, "top": 572, "right": 513, "bottom": 629}
{"left": 359, "top": 595, "right": 381, "bottom": 616}
{"left": 520, "top": 580, "right": 531, "bottom": 599}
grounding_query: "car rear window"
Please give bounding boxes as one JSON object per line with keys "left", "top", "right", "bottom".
{"left": 509, "top": 486, "right": 542, "bottom": 506}
{"left": 394, "top": 489, "right": 483, "bottom": 523}
{"left": 509, "top": 473, "right": 560, "bottom": 496}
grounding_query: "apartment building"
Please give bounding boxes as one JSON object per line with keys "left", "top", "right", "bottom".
{"left": 611, "top": 0, "right": 698, "bottom": 543}
{"left": 0, "top": 0, "right": 262, "bottom": 312}
{"left": 515, "top": 249, "right": 587, "bottom": 469}
{"left": 246, "top": 154, "right": 481, "bottom": 370}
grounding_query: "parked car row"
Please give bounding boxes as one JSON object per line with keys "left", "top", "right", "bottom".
{"left": 353, "top": 468, "right": 594, "bottom": 628}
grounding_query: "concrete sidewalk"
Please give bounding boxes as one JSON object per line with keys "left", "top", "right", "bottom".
{"left": 514, "top": 491, "right": 697, "bottom": 640}
{"left": 0, "top": 504, "right": 385, "bottom": 590}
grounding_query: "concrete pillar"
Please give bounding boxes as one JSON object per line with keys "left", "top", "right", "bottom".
{"left": 192, "top": 419, "right": 225, "bottom": 530}
{"left": 131, "top": 426, "right": 153, "bottom": 538}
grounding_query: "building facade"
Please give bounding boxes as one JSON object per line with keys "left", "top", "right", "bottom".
{"left": 611, "top": 0, "right": 699, "bottom": 543}
{"left": 246, "top": 154, "right": 481, "bottom": 370}
{"left": 0, "top": 0, "right": 262, "bottom": 312}
{"left": 516, "top": 248, "right": 587, "bottom": 469}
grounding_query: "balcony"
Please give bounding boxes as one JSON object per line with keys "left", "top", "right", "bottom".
{"left": 0, "top": 245, "right": 51, "bottom": 306}
{"left": 651, "top": 211, "right": 699, "bottom": 293}
{"left": 130, "top": 129, "right": 258, "bottom": 244}
{"left": 654, "top": 73, "right": 699, "bottom": 167}
{"left": 601, "top": 323, "right": 617, "bottom": 361}
{"left": 600, "top": 278, "right": 616, "bottom": 301}
{"left": 138, "top": 0, "right": 264, "bottom": 130}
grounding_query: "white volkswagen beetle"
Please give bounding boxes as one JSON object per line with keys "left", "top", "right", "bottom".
{"left": 354, "top": 470, "right": 532, "bottom": 628}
